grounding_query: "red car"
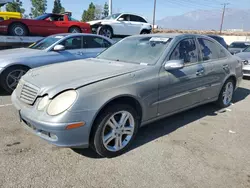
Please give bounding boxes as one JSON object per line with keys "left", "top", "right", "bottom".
{"left": 0, "top": 13, "right": 91, "bottom": 36}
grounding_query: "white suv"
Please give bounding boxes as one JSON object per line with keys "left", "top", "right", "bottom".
{"left": 87, "top": 13, "right": 152, "bottom": 38}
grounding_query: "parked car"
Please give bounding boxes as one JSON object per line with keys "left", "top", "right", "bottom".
{"left": 228, "top": 41, "right": 250, "bottom": 54}
{"left": 0, "top": 13, "right": 91, "bottom": 36}
{"left": 87, "top": 13, "right": 152, "bottom": 38}
{"left": 0, "top": 33, "right": 114, "bottom": 93}
{"left": 235, "top": 46, "right": 250, "bottom": 77}
{"left": 11, "top": 34, "right": 243, "bottom": 157}
{"left": 0, "top": 11, "right": 22, "bottom": 21}
{"left": 207, "top": 35, "right": 228, "bottom": 49}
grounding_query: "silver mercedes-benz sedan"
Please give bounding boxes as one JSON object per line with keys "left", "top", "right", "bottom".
{"left": 0, "top": 33, "right": 114, "bottom": 93}
{"left": 235, "top": 46, "right": 250, "bottom": 77}
{"left": 12, "top": 34, "right": 243, "bottom": 157}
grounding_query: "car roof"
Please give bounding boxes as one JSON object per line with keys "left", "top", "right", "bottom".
{"left": 207, "top": 34, "right": 223, "bottom": 39}
{"left": 127, "top": 33, "right": 213, "bottom": 39}
{"left": 49, "top": 33, "right": 114, "bottom": 43}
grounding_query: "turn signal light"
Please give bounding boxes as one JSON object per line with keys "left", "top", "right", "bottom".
{"left": 66, "top": 122, "right": 85, "bottom": 130}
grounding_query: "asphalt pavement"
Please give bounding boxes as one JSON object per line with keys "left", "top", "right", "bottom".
{"left": 0, "top": 80, "right": 250, "bottom": 188}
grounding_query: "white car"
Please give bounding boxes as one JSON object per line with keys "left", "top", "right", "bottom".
{"left": 88, "top": 13, "right": 152, "bottom": 38}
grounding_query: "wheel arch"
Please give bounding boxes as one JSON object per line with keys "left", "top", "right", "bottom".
{"left": 89, "top": 94, "right": 143, "bottom": 142}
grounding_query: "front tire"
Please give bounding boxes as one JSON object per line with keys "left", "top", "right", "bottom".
{"left": 97, "top": 25, "right": 113, "bottom": 39}
{"left": 91, "top": 104, "right": 139, "bottom": 158}
{"left": 0, "top": 66, "right": 29, "bottom": 94}
{"left": 216, "top": 78, "right": 235, "bottom": 108}
{"left": 9, "top": 23, "right": 28, "bottom": 36}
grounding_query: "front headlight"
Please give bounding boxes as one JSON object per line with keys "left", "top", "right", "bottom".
{"left": 47, "top": 90, "right": 77, "bottom": 116}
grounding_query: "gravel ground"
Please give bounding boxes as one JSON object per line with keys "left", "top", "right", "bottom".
{"left": 0, "top": 80, "right": 250, "bottom": 188}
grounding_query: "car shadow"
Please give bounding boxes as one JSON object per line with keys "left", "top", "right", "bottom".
{"left": 0, "top": 87, "right": 9, "bottom": 96}
{"left": 72, "top": 87, "right": 250, "bottom": 159}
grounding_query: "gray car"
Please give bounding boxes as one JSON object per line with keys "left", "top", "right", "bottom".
{"left": 228, "top": 41, "right": 250, "bottom": 55}
{"left": 235, "top": 46, "right": 250, "bottom": 77}
{"left": 11, "top": 34, "right": 243, "bottom": 157}
{"left": 0, "top": 33, "right": 114, "bottom": 93}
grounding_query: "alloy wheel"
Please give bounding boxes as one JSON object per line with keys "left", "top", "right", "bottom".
{"left": 222, "top": 82, "right": 234, "bottom": 106}
{"left": 102, "top": 111, "right": 135, "bottom": 152}
{"left": 6, "top": 69, "right": 26, "bottom": 90}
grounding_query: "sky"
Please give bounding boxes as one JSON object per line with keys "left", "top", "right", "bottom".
{"left": 18, "top": 0, "right": 250, "bottom": 21}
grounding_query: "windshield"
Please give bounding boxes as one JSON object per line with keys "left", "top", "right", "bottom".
{"left": 243, "top": 46, "right": 250, "bottom": 52}
{"left": 34, "top": 14, "right": 51, "bottom": 20}
{"left": 97, "top": 36, "right": 172, "bottom": 65}
{"left": 104, "top": 13, "right": 121, "bottom": 20}
{"left": 229, "top": 42, "right": 250, "bottom": 48}
{"left": 29, "top": 36, "right": 63, "bottom": 50}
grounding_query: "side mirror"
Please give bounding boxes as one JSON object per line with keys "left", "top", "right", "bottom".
{"left": 53, "top": 45, "right": 65, "bottom": 51}
{"left": 118, "top": 17, "right": 124, "bottom": 21}
{"left": 164, "top": 59, "right": 184, "bottom": 71}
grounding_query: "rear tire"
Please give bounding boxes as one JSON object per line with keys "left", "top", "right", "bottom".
{"left": 216, "top": 78, "right": 235, "bottom": 108}
{"left": 9, "top": 23, "right": 28, "bottom": 36}
{"left": 91, "top": 104, "right": 139, "bottom": 158}
{"left": 0, "top": 66, "right": 29, "bottom": 94}
{"left": 69, "top": 27, "right": 81, "bottom": 33}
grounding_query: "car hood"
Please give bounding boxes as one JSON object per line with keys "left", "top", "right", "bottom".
{"left": 87, "top": 19, "right": 111, "bottom": 25}
{"left": 0, "top": 48, "right": 44, "bottom": 64}
{"left": 235, "top": 52, "right": 250, "bottom": 60}
{"left": 22, "top": 58, "right": 147, "bottom": 98}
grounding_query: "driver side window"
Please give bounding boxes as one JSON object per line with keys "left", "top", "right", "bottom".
{"left": 170, "top": 38, "right": 198, "bottom": 64}
{"left": 59, "top": 37, "right": 82, "bottom": 50}
{"left": 119, "top": 14, "right": 130, "bottom": 21}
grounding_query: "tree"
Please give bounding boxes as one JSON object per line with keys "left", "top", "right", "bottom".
{"left": 52, "top": 0, "right": 65, "bottom": 14}
{"left": 103, "top": 2, "right": 109, "bottom": 18}
{"left": 30, "top": 0, "right": 47, "bottom": 18}
{"left": 81, "top": 2, "right": 95, "bottom": 22}
{"left": 6, "top": 0, "right": 25, "bottom": 14}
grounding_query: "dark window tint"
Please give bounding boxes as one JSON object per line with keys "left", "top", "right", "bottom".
{"left": 229, "top": 42, "right": 250, "bottom": 48}
{"left": 170, "top": 38, "right": 198, "bottom": 64}
{"left": 198, "top": 38, "right": 219, "bottom": 61}
{"left": 119, "top": 14, "right": 130, "bottom": 21}
{"left": 130, "top": 15, "right": 147, "bottom": 23}
{"left": 0, "top": 17, "right": 3, "bottom": 21}
{"left": 83, "top": 36, "right": 111, "bottom": 48}
{"left": 60, "top": 37, "right": 82, "bottom": 50}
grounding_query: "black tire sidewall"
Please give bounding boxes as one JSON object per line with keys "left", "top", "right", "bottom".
{"left": 92, "top": 104, "right": 139, "bottom": 158}
{"left": 0, "top": 66, "right": 29, "bottom": 94}
{"left": 10, "top": 24, "right": 27, "bottom": 36}
{"left": 217, "top": 79, "right": 234, "bottom": 108}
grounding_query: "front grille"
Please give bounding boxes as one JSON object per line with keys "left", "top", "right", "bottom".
{"left": 18, "top": 81, "right": 39, "bottom": 105}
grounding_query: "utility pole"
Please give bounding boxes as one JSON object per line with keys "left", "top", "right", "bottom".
{"left": 109, "top": 0, "right": 112, "bottom": 15}
{"left": 152, "top": 0, "right": 156, "bottom": 33}
{"left": 219, "top": 3, "right": 229, "bottom": 34}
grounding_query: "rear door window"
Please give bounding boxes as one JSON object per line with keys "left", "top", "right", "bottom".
{"left": 198, "top": 38, "right": 220, "bottom": 61}
{"left": 83, "top": 36, "right": 111, "bottom": 48}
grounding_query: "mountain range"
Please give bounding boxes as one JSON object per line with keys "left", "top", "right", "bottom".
{"left": 156, "top": 9, "right": 250, "bottom": 31}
